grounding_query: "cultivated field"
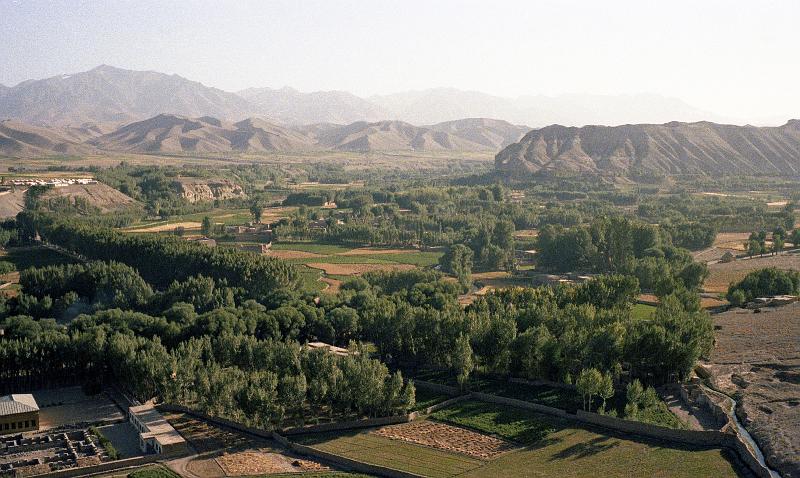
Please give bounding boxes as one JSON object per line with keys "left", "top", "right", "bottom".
{"left": 372, "top": 420, "right": 516, "bottom": 459}
{"left": 704, "top": 303, "right": 800, "bottom": 478}
{"left": 298, "top": 401, "right": 741, "bottom": 478}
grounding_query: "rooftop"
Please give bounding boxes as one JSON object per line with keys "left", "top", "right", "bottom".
{"left": 0, "top": 394, "right": 39, "bottom": 416}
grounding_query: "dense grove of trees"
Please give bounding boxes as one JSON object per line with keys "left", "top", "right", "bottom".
{"left": 726, "top": 268, "right": 800, "bottom": 306}
{"left": 535, "top": 216, "right": 708, "bottom": 296}
{"left": 22, "top": 213, "right": 297, "bottom": 298}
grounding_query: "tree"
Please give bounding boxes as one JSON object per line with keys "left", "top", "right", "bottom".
{"left": 452, "top": 334, "right": 474, "bottom": 391}
{"left": 201, "top": 216, "right": 213, "bottom": 236}
{"left": 598, "top": 372, "right": 614, "bottom": 413}
{"left": 250, "top": 200, "right": 263, "bottom": 223}
{"left": 576, "top": 368, "right": 603, "bottom": 412}
{"left": 790, "top": 229, "right": 800, "bottom": 248}
{"left": 440, "top": 244, "right": 473, "bottom": 290}
{"left": 772, "top": 236, "right": 784, "bottom": 255}
{"left": 745, "top": 239, "right": 762, "bottom": 258}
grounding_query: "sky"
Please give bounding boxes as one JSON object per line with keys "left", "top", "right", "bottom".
{"left": 1, "top": 0, "right": 798, "bottom": 122}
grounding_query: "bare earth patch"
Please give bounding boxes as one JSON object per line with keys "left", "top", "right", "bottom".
{"left": 215, "top": 449, "right": 328, "bottom": 475}
{"left": 372, "top": 420, "right": 516, "bottom": 460}
{"left": 267, "top": 249, "right": 325, "bottom": 259}
{"left": 305, "top": 263, "right": 415, "bottom": 276}
{"left": 123, "top": 221, "right": 201, "bottom": 233}
{"left": 704, "top": 303, "right": 800, "bottom": 477}
{"left": 320, "top": 276, "right": 342, "bottom": 294}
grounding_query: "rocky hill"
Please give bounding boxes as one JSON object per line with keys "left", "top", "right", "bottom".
{"left": 173, "top": 178, "right": 246, "bottom": 203}
{"left": 495, "top": 121, "right": 800, "bottom": 177}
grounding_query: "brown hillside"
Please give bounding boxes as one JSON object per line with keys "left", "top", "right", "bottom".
{"left": 495, "top": 121, "right": 800, "bottom": 176}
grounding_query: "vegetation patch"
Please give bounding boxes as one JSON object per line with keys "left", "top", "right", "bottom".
{"left": 430, "top": 400, "right": 555, "bottom": 445}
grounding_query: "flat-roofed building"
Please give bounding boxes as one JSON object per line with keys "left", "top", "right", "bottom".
{"left": 127, "top": 404, "right": 188, "bottom": 455}
{"left": 0, "top": 394, "right": 39, "bottom": 435}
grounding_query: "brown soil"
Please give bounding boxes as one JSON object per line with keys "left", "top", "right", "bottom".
{"left": 123, "top": 221, "right": 201, "bottom": 233}
{"left": 305, "top": 263, "right": 415, "bottom": 276}
{"left": 163, "top": 412, "right": 254, "bottom": 453}
{"left": 187, "top": 458, "right": 225, "bottom": 478}
{"left": 215, "top": 449, "right": 328, "bottom": 475}
{"left": 267, "top": 249, "right": 325, "bottom": 259}
{"left": 704, "top": 303, "right": 800, "bottom": 477}
{"left": 372, "top": 420, "right": 516, "bottom": 460}
{"left": 320, "top": 276, "right": 342, "bottom": 294}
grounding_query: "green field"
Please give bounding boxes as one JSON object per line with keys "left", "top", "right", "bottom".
{"left": 632, "top": 303, "right": 656, "bottom": 320}
{"left": 298, "top": 401, "right": 741, "bottom": 478}
{"left": 297, "top": 264, "right": 326, "bottom": 292}
{"left": 127, "top": 466, "right": 181, "bottom": 478}
{"left": 430, "top": 400, "right": 554, "bottom": 444}
{"left": 296, "top": 431, "right": 484, "bottom": 478}
{"left": 412, "top": 388, "right": 452, "bottom": 411}
{"left": 272, "top": 242, "right": 352, "bottom": 254}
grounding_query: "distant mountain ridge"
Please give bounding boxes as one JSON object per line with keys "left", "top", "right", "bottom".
{"left": 495, "top": 120, "right": 800, "bottom": 177}
{"left": 0, "top": 65, "right": 251, "bottom": 125}
{"left": 85, "top": 114, "right": 527, "bottom": 154}
{"left": 0, "top": 65, "right": 738, "bottom": 128}
{"left": 238, "top": 86, "right": 388, "bottom": 125}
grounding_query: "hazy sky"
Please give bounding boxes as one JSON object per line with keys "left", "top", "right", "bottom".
{"left": 1, "top": 0, "right": 798, "bottom": 121}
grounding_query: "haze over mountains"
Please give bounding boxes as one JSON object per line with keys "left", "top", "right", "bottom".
{"left": 495, "top": 120, "right": 800, "bottom": 177}
{"left": 0, "top": 65, "right": 727, "bottom": 128}
{"left": 2, "top": 65, "right": 799, "bottom": 178}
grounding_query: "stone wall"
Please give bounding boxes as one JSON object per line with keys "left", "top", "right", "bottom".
{"left": 28, "top": 454, "right": 166, "bottom": 478}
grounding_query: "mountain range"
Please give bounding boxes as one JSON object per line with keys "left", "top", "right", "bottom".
{"left": 495, "top": 120, "right": 800, "bottom": 177}
{"left": 0, "top": 65, "right": 727, "bottom": 128}
{"left": 0, "top": 114, "right": 528, "bottom": 156}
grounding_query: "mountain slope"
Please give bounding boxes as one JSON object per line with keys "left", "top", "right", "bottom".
{"left": 428, "top": 118, "right": 529, "bottom": 150}
{"left": 0, "top": 120, "right": 95, "bottom": 156}
{"left": 495, "top": 120, "right": 800, "bottom": 176}
{"left": 0, "top": 65, "right": 252, "bottom": 125}
{"left": 90, "top": 114, "right": 316, "bottom": 153}
{"left": 239, "top": 87, "right": 387, "bottom": 125}
{"left": 314, "top": 120, "right": 488, "bottom": 152}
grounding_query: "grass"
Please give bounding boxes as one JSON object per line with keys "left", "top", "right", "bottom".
{"left": 412, "top": 388, "right": 453, "bottom": 411}
{"left": 295, "top": 431, "right": 483, "bottom": 478}
{"left": 0, "top": 246, "right": 77, "bottom": 270}
{"left": 631, "top": 303, "right": 656, "bottom": 320}
{"left": 127, "top": 467, "right": 181, "bottom": 478}
{"left": 430, "top": 401, "right": 554, "bottom": 444}
{"left": 272, "top": 242, "right": 352, "bottom": 254}
{"left": 298, "top": 401, "right": 741, "bottom": 478}
{"left": 296, "top": 264, "right": 326, "bottom": 292}
{"left": 89, "top": 426, "right": 119, "bottom": 460}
